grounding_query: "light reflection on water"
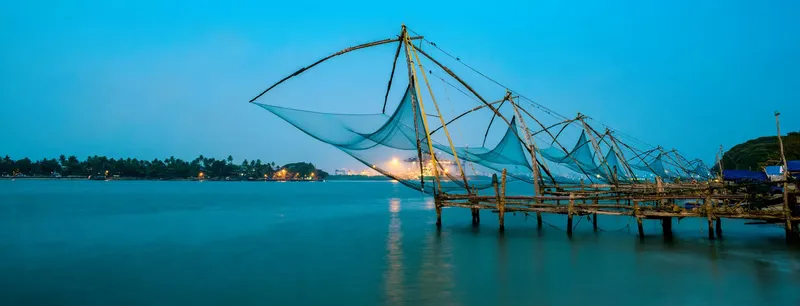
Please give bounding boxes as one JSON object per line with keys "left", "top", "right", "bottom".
{"left": 1, "top": 180, "right": 799, "bottom": 306}
{"left": 384, "top": 198, "right": 403, "bottom": 304}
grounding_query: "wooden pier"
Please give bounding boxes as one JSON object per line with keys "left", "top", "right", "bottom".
{"left": 434, "top": 171, "right": 800, "bottom": 243}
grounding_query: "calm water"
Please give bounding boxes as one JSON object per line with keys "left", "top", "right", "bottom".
{"left": 1, "top": 180, "right": 800, "bottom": 305}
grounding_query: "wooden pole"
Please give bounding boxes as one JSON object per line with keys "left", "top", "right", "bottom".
{"left": 436, "top": 198, "right": 442, "bottom": 228}
{"left": 499, "top": 169, "right": 507, "bottom": 232}
{"left": 408, "top": 39, "right": 471, "bottom": 193}
{"left": 775, "top": 112, "right": 795, "bottom": 242}
{"left": 656, "top": 176, "right": 665, "bottom": 207}
{"left": 705, "top": 193, "right": 715, "bottom": 240}
{"left": 536, "top": 211, "right": 543, "bottom": 229}
{"left": 402, "top": 29, "right": 443, "bottom": 193}
{"left": 662, "top": 217, "right": 673, "bottom": 239}
{"left": 715, "top": 217, "right": 723, "bottom": 239}
{"left": 775, "top": 112, "right": 796, "bottom": 243}
{"left": 634, "top": 200, "right": 644, "bottom": 238}
{"left": 567, "top": 193, "right": 575, "bottom": 236}
{"left": 508, "top": 94, "right": 543, "bottom": 200}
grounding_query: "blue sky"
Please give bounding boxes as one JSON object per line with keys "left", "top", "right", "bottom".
{"left": 2, "top": 0, "right": 798, "bottom": 171}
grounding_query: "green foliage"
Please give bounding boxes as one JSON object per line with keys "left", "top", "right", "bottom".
{"left": 717, "top": 131, "right": 800, "bottom": 171}
{"left": 280, "top": 162, "right": 329, "bottom": 179}
{"left": 0, "top": 155, "right": 312, "bottom": 180}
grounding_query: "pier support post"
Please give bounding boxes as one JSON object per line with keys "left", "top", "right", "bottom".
{"left": 634, "top": 200, "right": 643, "bottom": 238}
{"left": 705, "top": 194, "right": 715, "bottom": 240}
{"left": 715, "top": 218, "right": 723, "bottom": 239}
{"left": 436, "top": 204, "right": 442, "bottom": 228}
{"left": 498, "top": 169, "right": 507, "bottom": 232}
{"left": 662, "top": 217, "right": 673, "bottom": 239}
{"left": 592, "top": 196, "right": 598, "bottom": 232}
{"left": 536, "top": 212, "right": 542, "bottom": 229}
{"left": 471, "top": 208, "right": 480, "bottom": 225}
{"left": 567, "top": 193, "right": 575, "bottom": 237}
{"left": 637, "top": 217, "right": 644, "bottom": 238}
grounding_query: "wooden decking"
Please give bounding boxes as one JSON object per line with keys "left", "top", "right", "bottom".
{"left": 433, "top": 175, "right": 800, "bottom": 243}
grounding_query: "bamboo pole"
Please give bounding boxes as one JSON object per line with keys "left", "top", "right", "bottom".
{"left": 716, "top": 145, "right": 724, "bottom": 181}
{"left": 250, "top": 35, "right": 423, "bottom": 102}
{"left": 775, "top": 112, "right": 796, "bottom": 243}
{"left": 408, "top": 44, "right": 567, "bottom": 186}
{"left": 402, "top": 27, "right": 443, "bottom": 194}
{"left": 605, "top": 130, "right": 640, "bottom": 183}
{"left": 408, "top": 40, "right": 471, "bottom": 193}
{"left": 578, "top": 115, "right": 615, "bottom": 185}
{"left": 507, "top": 94, "right": 544, "bottom": 200}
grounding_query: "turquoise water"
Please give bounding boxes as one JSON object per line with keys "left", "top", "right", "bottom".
{"left": 1, "top": 180, "right": 799, "bottom": 305}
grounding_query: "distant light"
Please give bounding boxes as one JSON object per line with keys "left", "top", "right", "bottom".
{"left": 391, "top": 157, "right": 399, "bottom": 165}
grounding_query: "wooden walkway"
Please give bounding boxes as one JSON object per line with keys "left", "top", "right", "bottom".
{"left": 433, "top": 172, "right": 800, "bottom": 243}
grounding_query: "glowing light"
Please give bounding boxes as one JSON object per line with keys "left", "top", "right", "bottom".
{"left": 391, "top": 157, "right": 399, "bottom": 165}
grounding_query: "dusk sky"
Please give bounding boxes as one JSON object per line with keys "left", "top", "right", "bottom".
{"left": 2, "top": 0, "right": 798, "bottom": 172}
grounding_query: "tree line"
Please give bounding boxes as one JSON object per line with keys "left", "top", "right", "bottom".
{"left": 717, "top": 131, "right": 800, "bottom": 171}
{"left": 0, "top": 155, "right": 328, "bottom": 180}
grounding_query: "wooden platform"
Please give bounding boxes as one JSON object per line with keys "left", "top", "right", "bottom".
{"left": 433, "top": 175, "right": 800, "bottom": 243}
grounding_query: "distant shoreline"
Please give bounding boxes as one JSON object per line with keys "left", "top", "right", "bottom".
{"left": 0, "top": 175, "right": 394, "bottom": 182}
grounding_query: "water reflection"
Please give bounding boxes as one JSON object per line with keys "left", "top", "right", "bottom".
{"left": 384, "top": 198, "right": 403, "bottom": 304}
{"left": 417, "top": 225, "right": 456, "bottom": 305}
{"left": 424, "top": 198, "right": 435, "bottom": 211}
{"left": 383, "top": 197, "right": 800, "bottom": 305}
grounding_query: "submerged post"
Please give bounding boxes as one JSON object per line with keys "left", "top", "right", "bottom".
{"left": 715, "top": 218, "right": 723, "bottom": 238}
{"left": 662, "top": 217, "right": 673, "bottom": 239}
{"left": 634, "top": 200, "right": 644, "bottom": 238}
{"left": 536, "top": 211, "right": 543, "bottom": 229}
{"left": 775, "top": 112, "right": 796, "bottom": 243}
{"left": 436, "top": 197, "right": 442, "bottom": 228}
{"left": 567, "top": 193, "right": 575, "bottom": 236}
{"left": 471, "top": 187, "right": 480, "bottom": 225}
{"left": 705, "top": 193, "right": 715, "bottom": 240}
{"left": 499, "top": 169, "right": 507, "bottom": 232}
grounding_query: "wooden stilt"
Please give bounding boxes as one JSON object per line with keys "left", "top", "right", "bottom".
{"left": 436, "top": 204, "right": 442, "bottom": 228}
{"left": 715, "top": 218, "right": 723, "bottom": 239}
{"left": 499, "top": 169, "right": 507, "bottom": 232}
{"left": 662, "top": 217, "right": 673, "bottom": 239}
{"left": 705, "top": 194, "right": 715, "bottom": 240}
{"left": 536, "top": 212, "right": 543, "bottom": 229}
{"left": 637, "top": 217, "right": 644, "bottom": 238}
{"left": 592, "top": 196, "right": 599, "bottom": 232}
{"left": 471, "top": 208, "right": 480, "bottom": 225}
{"left": 634, "top": 200, "right": 644, "bottom": 238}
{"left": 775, "top": 112, "right": 797, "bottom": 244}
{"left": 567, "top": 193, "right": 574, "bottom": 236}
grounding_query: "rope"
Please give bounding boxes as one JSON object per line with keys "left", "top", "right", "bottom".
{"left": 407, "top": 27, "right": 568, "bottom": 122}
{"left": 573, "top": 215, "right": 584, "bottom": 229}
{"left": 408, "top": 26, "right": 707, "bottom": 165}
